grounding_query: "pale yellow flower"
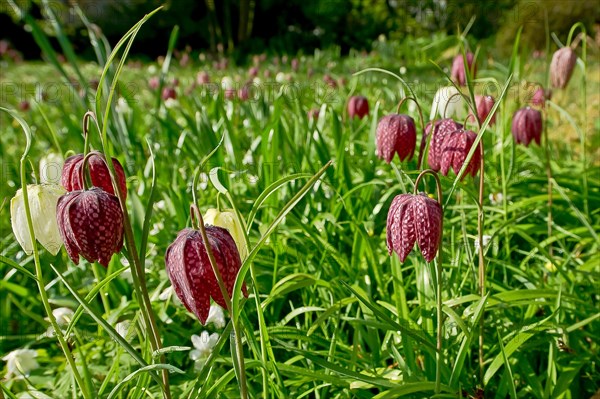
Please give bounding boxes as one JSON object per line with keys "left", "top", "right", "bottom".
{"left": 10, "top": 184, "right": 65, "bottom": 255}
{"left": 203, "top": 208, "right": 248, "bottom": 260}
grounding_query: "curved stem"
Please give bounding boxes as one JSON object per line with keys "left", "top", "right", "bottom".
{"left": 82, "top": 111, "right": 95, "bottom": 156}
{"left": 86, "top": 111, "right": 170, "bottom": 398}
{"left": 542, "top": 109, "right": 553, "bottom": 259}
{"left": 3, "top": 108, "right": 91, "bottom": 399}
{"left": 191, "top": 205, "right": 249, "bottom": 399}
{"left": 477, "top": 142, "right": 486, "bottom": 385}
{"left": 413, "top": 169, "right": 444, "bottom": 394}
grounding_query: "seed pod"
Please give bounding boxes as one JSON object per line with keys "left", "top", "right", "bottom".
{"left": 347, "top": 95, "right": 369, "bottom": 119}
{"left": 11, "top": 184, "right": 65, "bottom": 256}
{"left": 387, "top": 193, "right": 442, "bottom": 262}
{"left": 440, "top": 128, "right": 481, "bottom": 178}
{"left": 424, "top": 118, "right": 463, "bottom": 171}
{"left": 376, "top": 114, "right": 416, "bottom": 163}
{"left": 61, "top": 154, "right": 127, "bottom": 199}
{"left": 165, "top": 226, "right": 248, "bottom": 324}
{"left": 56, "top": 187, "right": 124, "bottom": 267}
{"left": 511, "top": 107, "right": 542, "bottom": 146}
{"left": 550, "top": 47, "right": 577, "bottom": 89}
{"left": 451, "top": 52, "right": 477, "bottom": 86}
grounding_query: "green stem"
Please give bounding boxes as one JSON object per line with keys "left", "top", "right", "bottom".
{"left": 86, "top": 113, "right": 170, "bottom": 399}
{"left": 224, "top": 192, "right": 270, "bottom": 398}
{"left": 2, "top": 107, "right": 90, "bottom": 398}
{"left": 14, "top": 143, "right": 91, "bottom": 398}
{"left": 477, "top": 143, "right": 486, "bottom": 385}
{"left": 191, "top": 205, "right": 248, "bottom": 399}
{"left": 414, "top": 169, "right": 444, "bottom": 394}
{"left": 566, "top": 24, "right": 588, "bottom": 218}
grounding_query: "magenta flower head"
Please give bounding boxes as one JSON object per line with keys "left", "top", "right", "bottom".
{"left": 423, "top": 118, "right": 463, "bottom": 171}
{"left": 165, "top": 210, "right": 248, "bottom": 324}
{"left": 511, "top": 107, "right": 542, "bottom": 146}
{"left": 347, "top": 95, "right": 369, "bottom": 119}
{"left": 162, "top": 87, "right": 177, "bottom": 100}
{"left": 440, "top": 129, "right": 482, "bottom": 178}
{"left": 197, "top": 71, "right": 210, "bottom": 85}
{"left": 550, "top": 47, "right": 577, "bottom": 89}
{"left": 530, "top": 86, "right": 550, "bottom": 108}
{"left": 61, "top": 154, "right": 127, "bottom": 199}
{"left": 56, "top": 187, "right": 124, "bottom": 267}
{"left": 376, "top": 114, "right": 416, "bottom": 163}
{"left": 473, "top": 95, "right": 496, "bottom": 125}
{"left": 451, "top": 52, "right": 476, "bottom": 86}
{"left": 387, "top": 193, "right": 442, "bottom": 262}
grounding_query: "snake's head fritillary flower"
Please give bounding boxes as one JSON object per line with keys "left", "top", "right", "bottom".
{"left": 431, "top": 86, "right": 466, "bottom": 120}
{"left": 376, "top": 114, "right": 417, "bottom": 163}
{"left": 386, "top": 193, "right": 442, "bottom": 262}
{"left": 61, "top": 154, "right": 127, "bottom": 199}
{"left": 440, "top": 129, "right": 482, "bottom": 179}
{"left": 347, "top": 95, "right": 369, "bottom": 119}
{"left": 165, "top": 226, "right": 247, "bottom": 324}
{"left": 162, "top": 87, "right": 177, "bottom": 100}
{"left": 39, "top": 153, "right": 64, "bottom": 185}
{"left": 530, "top": 87, "right": 549, "bottom": 108}
{"left": 197, "top": 71, "right": 211, "bottom": 85}
{"left": 550, "top": 47, "right": 577, "bottom": 89}
{"left": 473, "top": 95, "right": 496, "bottom": 125}
{"left": 148, "top": 76, "right": 159, "bottom": 90}
{"left": 11, "top": 184, "right": 65, "bottom": 256}
{"left": 424, "top": 118, "right": 463, "bottom": 171}
{"left": 56, "top": 187, "right": 124, "bottom": 267}
{"left": 451, "top": 52, "right": 476, "bottom": 86}
{"left": 203, "top": 208, "right": 248, "bottom": 260}
{"left": 511, "top": 107, "right": 542, "bottom": 146}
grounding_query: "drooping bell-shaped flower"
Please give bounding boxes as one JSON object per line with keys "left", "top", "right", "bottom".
{"left": 473, "top": 95, "right": 496, "bottom": 125}
{"left": 440, "top": 129, "right": 482, "bottom": 178}
{"left": 431, "top": 86, "right": 466, "bottom": 119}
{"left": 451, "top": 52, "right": 476, "bottom": 86}
{"left": 347, "top": 95, "right": 369, "bottom": 119}
{"left": 61, "top": 154, "right": 127, "bottom": 199}
{"left": 39, "top": 153, "right": 63, "bottom": 185}
{"left": 203, "top": 208, "right": 248, "bottom": 260}
{"left": 165, "top": 225, "right": 247, "bottom": 324}
{"left": 11, "top": 184, "right": 65, "bottom": 256}
{"left": 550, "top": 47, "right": 577, "bottom": 89}
{"left": 423, "top": 118, "right": 463, "bottom": 171}
{"left": 376, "top": 114, "right": 417, "bottom": 163}
{"left": 387, "top": 193, "right": 442, "bottom": 262}
{"left": 511, "top": 107, "right": 542, "bottom": 146}
{"left": 530, "top": 86, "right": 549, "bottom": 108}
{"left": 197, "top": 71, "right": 210, "bottom": 85}
{"left": 56, "top": 187, "right": 124, "bottom": 267}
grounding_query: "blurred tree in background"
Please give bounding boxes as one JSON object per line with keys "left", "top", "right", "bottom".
{"left": 0, "top": 0, "right": 597, "bottom": 61}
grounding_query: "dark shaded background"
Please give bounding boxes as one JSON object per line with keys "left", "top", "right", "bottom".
{"left": 1, "top": 0, "right": 598, "bottom": 62}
